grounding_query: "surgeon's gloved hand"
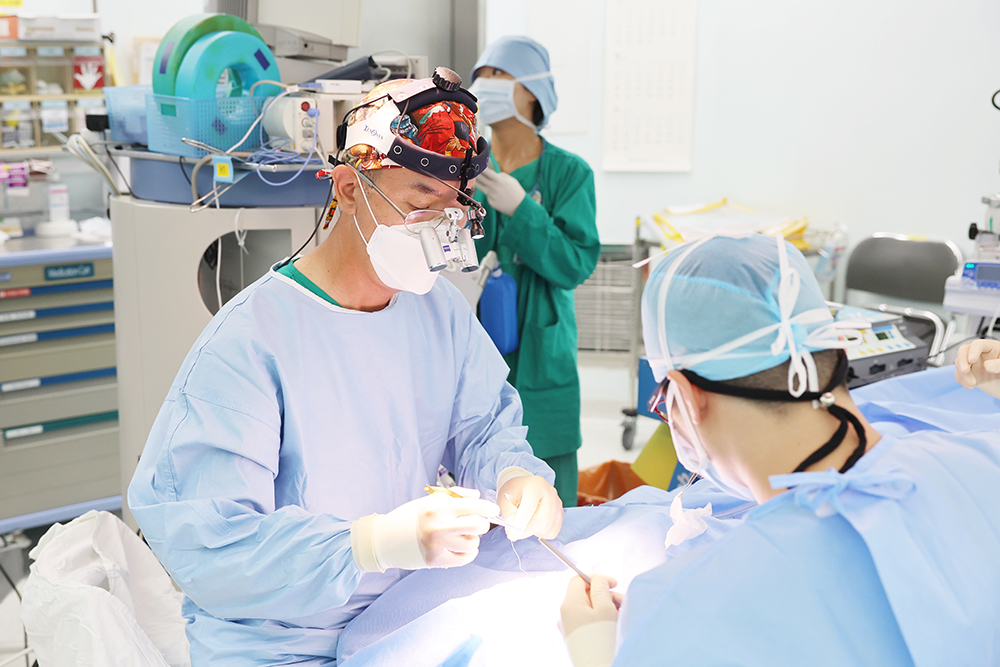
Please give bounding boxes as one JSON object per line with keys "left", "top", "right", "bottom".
{"left": 351, "top": 488, "right": 499, "bottom": 572}
{"left": 954, "top": 339, "right": 1000, "bottom": 399}
{"left": 497, "top": 473, "right": 563, "bottom": 541}
{"left": 560, "top": 575, "right": 621, "bottom": 667}
{"left": 476, "top": 169, "right": 526, "bottom": 216}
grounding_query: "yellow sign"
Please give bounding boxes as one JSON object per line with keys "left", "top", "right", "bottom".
{"left": 0, "top": 1, "right": 24, "bottom": 7}
{"left": 216, "top": 163, "right": 230, "bottom": 179}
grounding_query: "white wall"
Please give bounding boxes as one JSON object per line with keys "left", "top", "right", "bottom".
{"left": 94, "top": 0, "right": 206, "bottom": 85}
{"left": 487, "top": 0, "right": 1000, "bottom": 260}
{"left": 346, "top": 0, "right": 454, "bottom": 78}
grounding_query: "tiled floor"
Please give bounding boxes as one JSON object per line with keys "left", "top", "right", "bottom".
{"left": 0, "top": 362, "right": 649, "bottom": 664}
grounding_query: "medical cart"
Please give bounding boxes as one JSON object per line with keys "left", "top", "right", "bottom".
{"left": 574, "top": 219, "right": 660, "bottom": 450}
{"left": 0, "top": 237, "right": 121, "bottom": 534}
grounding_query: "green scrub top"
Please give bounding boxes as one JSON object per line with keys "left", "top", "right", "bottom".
{"left": 474, "top": 140, "right": 600, "bottom": 462}
{"left": 276, "top": 259, "right": 341, "bottom": 307}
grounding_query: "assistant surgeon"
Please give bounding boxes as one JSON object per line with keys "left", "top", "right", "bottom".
{"left": 559, "top": 233, "right": 1000, "bottom": 666}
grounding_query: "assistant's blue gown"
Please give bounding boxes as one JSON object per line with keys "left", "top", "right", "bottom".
{"left": 615, "top": 426, "right": 1000, "bottom": 667}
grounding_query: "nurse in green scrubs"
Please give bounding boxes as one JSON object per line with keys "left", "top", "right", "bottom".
{"left": 468, "top": 36, "right": 600, "bottom": 506}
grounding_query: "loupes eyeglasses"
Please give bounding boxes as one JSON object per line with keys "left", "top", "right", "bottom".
{"left": 647, "top": 377, "right": 671, "bottom": 424}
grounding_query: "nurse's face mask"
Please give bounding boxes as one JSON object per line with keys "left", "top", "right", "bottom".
{"left": 468, "top": 70, "right": 551, "bottom": 128}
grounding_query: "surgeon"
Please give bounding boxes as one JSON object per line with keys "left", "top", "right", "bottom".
{"left": 467, "top": 36, "right": 600, "bottom": 506}
{"left": 559, "top": 232, "right": 1000, "bottom": 666}
{"left": 128, "top": 70, "right": 563, "bottom": 667}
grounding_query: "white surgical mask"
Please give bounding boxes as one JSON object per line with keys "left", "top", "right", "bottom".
{"left": 354, "top": 179, "right": 438, "bottom": 295}
{"left": 468, "top": 73, "right": 550, "bottom": 129}
{"left": 665, "top": 382, "right": 756, "bottom": 502}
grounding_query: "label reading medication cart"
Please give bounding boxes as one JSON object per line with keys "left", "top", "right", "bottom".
{"left": 45, "top": 263, "right": 94, "bottom": 281}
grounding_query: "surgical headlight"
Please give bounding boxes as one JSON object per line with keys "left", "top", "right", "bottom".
{"left": 334, "top": 67, "right": 490, "bottom": 238}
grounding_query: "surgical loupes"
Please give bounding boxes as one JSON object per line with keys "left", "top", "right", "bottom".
{"left": 418, "top": 208, "right": 480, "bottom": 273}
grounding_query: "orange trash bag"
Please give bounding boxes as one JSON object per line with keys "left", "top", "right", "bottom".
{"left": 577, "top": 460, "right": 646, "bottom": 506}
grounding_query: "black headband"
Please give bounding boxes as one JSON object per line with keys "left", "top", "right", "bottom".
{"left": 678, "top": 349, "right": 849, "bottom": 403}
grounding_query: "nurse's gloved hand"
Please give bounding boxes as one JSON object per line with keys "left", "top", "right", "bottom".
{"left": 351, "top": 489, "right": 499, "bottom": 572}
{"left": 954, "top": 339, "right": 1000, "bottom": 399}
{"left": 560, "top": 575, "right": 621, "bottom": 667}
{"left": 476, "top": 169, "right": 526, "bottom": 216}
{"left": 497, "top": 474, "right": 563, "bottom": 541}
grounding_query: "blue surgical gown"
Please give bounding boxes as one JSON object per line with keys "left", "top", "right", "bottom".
{"left": 853, "top": 365, "right": 1000, "bottom": 436}
{"left": 614, "top": 428, "right": 1000, "bottom": 666}
{"left": 127, "top": 267, "right": 554, "bottom": 666}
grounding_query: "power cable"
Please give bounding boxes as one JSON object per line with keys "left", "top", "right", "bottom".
{"left": 276, "top": 178, "right": 335, "bottom": 271}
{"left": 102, "top": 145, "right": 133, "bottom": 196}
{"left": 64, "top": 134, "right": 120, "bottom": 196}
{"left": 178, "top": 156, "right": 192, "bottom": 185}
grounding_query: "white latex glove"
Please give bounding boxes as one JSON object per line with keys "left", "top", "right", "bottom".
{"left": 497, "top": 474, "right": 563, "bottom": 541}
{"left": 560, "top": 575, "right": 622, "bottom": 667}
{"left": 954, "top": 339, "right": 1000, "bottom": 399}
{"left": 476, "top": 168, "right": 526, "bottom": 216}
{"left": 351, "top": 488, "right": 499, "bottom": 572}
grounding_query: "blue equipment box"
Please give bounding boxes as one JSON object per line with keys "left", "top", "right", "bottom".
{"left": 637, "top": 356, "right": 658, "bottom": 419}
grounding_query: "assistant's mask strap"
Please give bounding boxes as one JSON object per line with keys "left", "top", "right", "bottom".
{"left": 655, "top": 236, "right": 715, "bottom": 375}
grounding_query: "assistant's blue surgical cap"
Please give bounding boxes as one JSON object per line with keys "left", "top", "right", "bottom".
{"left": 471, "top": 35, "right": 557, "bottom": 128}
{"left": 641, "top": 234, "right": 839, "bottom": 385}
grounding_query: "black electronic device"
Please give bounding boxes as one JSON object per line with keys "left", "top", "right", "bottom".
{"left": 837, "top": 307, "right": 933, "bottom": 388}
{"left": 85, "top": 113, "right": 110, "bottom": 132}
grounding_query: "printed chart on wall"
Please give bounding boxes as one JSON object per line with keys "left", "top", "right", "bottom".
{"left": 602, "top": 0, "right": 698, "bottom": 172}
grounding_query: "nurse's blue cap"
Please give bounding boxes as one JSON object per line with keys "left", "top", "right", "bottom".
{"left": 641, "top": 234, "right": 835, "bottom": 384}
{"left": 471, "top": 35, "right": 558, "bottom": 128}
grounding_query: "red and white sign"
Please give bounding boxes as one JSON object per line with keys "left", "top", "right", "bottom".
{"left": 73, "top": 55, "right": 104, "bottom": 90}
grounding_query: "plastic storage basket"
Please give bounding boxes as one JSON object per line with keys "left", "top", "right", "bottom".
{"left": 103, "top": 85, "right": 150, "bottom": 145}
{"left": 145, "top": 93, "right": 267, "bottom": 158}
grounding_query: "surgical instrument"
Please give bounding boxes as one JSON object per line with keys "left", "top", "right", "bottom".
{"left": 424, "top": 485, "right": 591, "bottom": 584}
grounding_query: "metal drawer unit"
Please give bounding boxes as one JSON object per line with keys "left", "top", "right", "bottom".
{"left": 0, "top": 239, "right": 120, "bottom": 531}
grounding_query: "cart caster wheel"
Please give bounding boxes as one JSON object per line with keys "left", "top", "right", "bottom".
{"left": 622, "top": 424, "right": 635, "bottom": 451}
